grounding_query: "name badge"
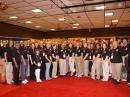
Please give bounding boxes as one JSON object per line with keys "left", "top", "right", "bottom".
{"left": 111, "top": 56, "right": 113, "bottom": 59}
{"left": 43, "top": 53, "right": 45, "bottom": 56}
{"left": 63, "top": 54, "right": 66, "bottom": 58}
{"left": 97, "top": 54, "right": 100, "bottom": 57}
{"left": 116, "top": 49, "right": 118, "bottom": 52}
{"left": 37, "top": 62, "right": 41, "bottom": 67}
{"left": 93, "top": 56, "right": 95, "bottom": 59}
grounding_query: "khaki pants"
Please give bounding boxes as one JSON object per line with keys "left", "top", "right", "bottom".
{"left": 59, "top": 59, "right": 67, "bottom": 75}
{"left": 83, "top": 60, "right": 89, "bottom": 76}
{"left": 52, "top": 61, "right": 58, "bottom": 77}
{"left": 111, "top": 63, "right": 122, "bottom": 81}
{"left": 102, "top": 60, "right": 109, "bottom": 81}
{"left": 1, "top": 58, "right": 6, "bottom": 83}
{"left": 69, "top": 57, "right": 75, "bottom": 73}
{"left": 66, "top": 57, "right": 69, "bottom": 73}
{"left": 75, "top": 56, "right": 83, "bottom": 76}
{"left": 6, "top": 62, "right": 13, "bottom": 84}
{"left": 91, "top": 58, "right": 101, "bottom": 79}
{"left": 109, "top": 62, "right": 112, "bottom": 76}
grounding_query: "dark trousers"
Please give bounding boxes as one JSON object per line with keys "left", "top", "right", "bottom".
{"left": 127, "top": 42, "right": 130, "bottom": 83}
{"left": 89, "top": 61, "right": 93, "bottom": 72}
{"left": 40, "top": 62, "right": 46, "bottom": 79}
{"left": 127, "top": 56, "right": 130, "bottom": 83}
{"left": 13, "top": 64, "right": 20, "bottom": 85}
{"left": 30, "top": 63, "right": 36, "bottom": 80}
{"left": 127, "top": 70, "right": 130, "bottom": 83}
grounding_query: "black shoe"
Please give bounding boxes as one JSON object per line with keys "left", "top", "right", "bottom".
{"left": 14, "top": 82, "right": 21, "bottom": 86}
{"left": 2, "top": 82, "right": 6, "bottom": 84}
{"left": 73, "top": 71, "right": 76, "bottom": 75}
{"left": 113, "top": 80, "right": 120, "bottom": 85}
{"left": 112, "top": 79, "right": 116, "bottom": 84}
{"left": 59, "top": 75, "right": 64, "bottom": 77}
{"left": 116, "top": 81, "right": 120, "bottom": 85}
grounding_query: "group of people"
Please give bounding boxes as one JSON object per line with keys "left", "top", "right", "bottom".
{"left": 0, "top": 39, "right": 130, "bottom": 86}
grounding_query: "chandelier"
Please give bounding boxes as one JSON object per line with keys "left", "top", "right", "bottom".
{"left": 0, "top": 0, "right": 8, "bottom": 11}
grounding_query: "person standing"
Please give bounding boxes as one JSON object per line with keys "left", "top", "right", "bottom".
{"left": 44, "top": 43, "right": 52, "bottom": 80}
{"left": 101, "top": 43, "right": 110, "bottom": 81}
{"left": 28, "top": 43, "right": 35, "bottom": 80}
{"left": 82, "top": 43, "right": 90, "bottom": 77}
{"left": 40, "top": 44, "right": 46, "bottom": 80}
{"left": 19, "top": 41, "right": 29, "bottom": 84}
{"left": 121, "top": 40, "right": 128, "bottom": 81}
{"left": 12, "top": 43, "right": 21, "bottom": 85}
{"left": 74, "top": 42, "right": 83, "bottom": 78}
{"left": 51, "top": 45, "right": 59, "bottom": 78}
{"left": 91, "top": 43, "right": 102, "bottom": 80}
{"left": 33, "top": 49, "right": 42, "bottom": 82}
{"left": 59, "top": 43, "right": 68, "bottom": 76}
{"left": 68, "top": 43, "right": 75, "bottom": 76}
{"left": 88, "top": 43, "right": 94, "bottom": 73}
{"left": 4, "top": 40, "right": 14, "bottom": 85}
{"left": 127, "top": 41, "right": 130, "bottom": 86}
{"left": 111, "top": 41, "right": 124, "bottom": 85}
{"left": 0, "top": 41, "right": 6, "bottom": 84}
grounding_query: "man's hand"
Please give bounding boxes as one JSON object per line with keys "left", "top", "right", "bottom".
{"left": 15, "top": 64, "right": 18, "bottom": 69}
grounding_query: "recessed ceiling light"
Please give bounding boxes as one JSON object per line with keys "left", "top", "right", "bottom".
{"left": 32, "top": 9, "right": 42, "bottom": 13}
{"left": 25, "top": 21, "right": 32, "bottom": 23}
{"left": 96, "top": 6, "right": 105, "bottom": 10}
{"left": 105, "top": 12, "right": 113, "bottom": 16}
{"left": 58, "top": 18, "right": 66, "bottom": 21}
{"left": 112, "top": 19, "right": 119, "bottom": 23}
{"left": 35, "top": 26, "right": 41, "bottom": 28}
{"left": 9, "top": 16, "right": 18, "bottom": 19}
{"left": 73, "top": 23, "right": 79, "bottom": 26}
{"left": 73, "top": 26, "right": 78, "bottom": 29}
{"left": 105, "top": 25, "right": 110, "bottom": 28}
{"left": 50, "top": 29, "right": 56, "bottom": 31}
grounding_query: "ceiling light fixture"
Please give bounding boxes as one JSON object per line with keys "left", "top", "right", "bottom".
{"left": 9, "top": 16, "right": 18, "bottom": 19}
{"left": 96, "top": 6, "right": 105, "bottom": 10}
{"left": 73, "top": 23, "right": 79, "bottom": 26}
{"left": 105, "top": 25, "right": 110, "bottom": 28}
{"left": 25, "top": 21, "right": 32, "bottom": 24}
{"left": 73, "top": 26, "right": 78, "bottom": 29}
{"left": 35, "top": 25, "right": 41, "bottom": 28}
{"left": 112, "top": 19, "right": 119, "bottom": 23}
{"left": 105, "top": 12, "right": 113, "bottom": 16}
{"left": 58, "top": 18, "right": 66, "bottom": 21}
{"left": 50, "top": 29, "right": 56, "bottom": 31}
{"left": 32, "top": 9, "right": 42, "bottom": 13}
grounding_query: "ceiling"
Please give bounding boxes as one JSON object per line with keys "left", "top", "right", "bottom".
{"left": 0, "top": 0, "right": 130, "bottom": 32}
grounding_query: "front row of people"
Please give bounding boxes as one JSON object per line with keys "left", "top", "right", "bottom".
{"left": 0, "top": 40, "right": 130, "bottom": 86}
